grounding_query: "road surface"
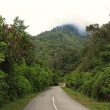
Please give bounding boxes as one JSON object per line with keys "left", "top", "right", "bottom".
{"left": 23, "top": 86, "right": 89, "bottom": 110}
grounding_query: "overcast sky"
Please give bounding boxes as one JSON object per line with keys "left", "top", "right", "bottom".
{"left": 0, "top": 0, "right": 110, "bottom": 35}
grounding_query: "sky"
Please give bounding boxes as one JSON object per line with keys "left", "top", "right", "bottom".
{"left": 0, "top": 0, "right": 110, "bottom": 35}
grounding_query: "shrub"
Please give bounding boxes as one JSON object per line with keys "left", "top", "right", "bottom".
{"left": 92, "top": 67, "right": 110, "bottom": 101}
{"left": 79, "top": 72, "right": 94, "bottom": 96}
{"left": 0, "top": 63, "right": 53, "bottom": 104}
{"left": 52, "top": 71, "right": 62, "bottom": 86}
{"left": 65, "top": 71, "right": 83, "bottom": 90}
{"left": 0, "top": 70, "right": 9, "bottom": 106}
{"left": 7, "top": 64, "right": 32, "bottom": 100}
{"left": 8, "top": 75, "right": 32, "bottom": 100}
{"left": 24, "top": 64, "right": 52, "bottom": 92}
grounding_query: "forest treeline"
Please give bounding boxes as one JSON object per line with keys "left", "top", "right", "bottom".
{"left": 0, "top": 16, "right": 53, "bottom": 107}
{"left": 65, "top": 23, "right": 110, "bottom": 101}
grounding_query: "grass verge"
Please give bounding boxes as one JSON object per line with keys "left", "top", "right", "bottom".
{"left": 63, "top": 87, "right": 110, "bottom": 110}
{"left": 0, "top": 93, "right": 39, "bottom": 110}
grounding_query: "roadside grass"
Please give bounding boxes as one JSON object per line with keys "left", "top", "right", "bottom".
{"left": 63, "top": 87, "right": 110, "bottom": 110}
{"left": 0, "top": 93, "right": 39, "bottom": 110}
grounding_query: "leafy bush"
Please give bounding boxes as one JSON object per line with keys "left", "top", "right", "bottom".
{"left": 79, "top": 72, "right": 94, "bottom": 96}
{"left": 65, "top": 69, "right": 110, "bottom": 101}
{"left": 92, "top": 67, "right": 110, "bottom": 101}
{"left": 65, "top": 71, "right": 83, "bottom": 90}
{"left": 7, "top": 64, "right": 32, "bottom": 100}
{"left": 0, "top": 70, "right": 9, "bottom": 106}
{"left": 8, "top": 75, "right": 32, "bottom": 100}
{"left": 24, "top": 64, "right": 52, "bottom": 91}
{"left": 52, "top": 71, "right": 62, "bottom": 85}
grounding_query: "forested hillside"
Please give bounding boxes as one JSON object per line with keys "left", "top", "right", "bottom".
{"left": 32, "top": 24, "right": 87, "bottom": 75}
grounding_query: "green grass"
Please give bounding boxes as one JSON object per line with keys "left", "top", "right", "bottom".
{"left": 63, "top": 87, "right": 110, "bottom": 110}
{"left": 0, "top": 93, "right": 39, "bottom": 110}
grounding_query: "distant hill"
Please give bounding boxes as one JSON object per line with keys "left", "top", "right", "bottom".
{"left": 32, "top": 24, "right": 87, "bottom": 74}
{"left": 52, "top": 24, "right": 87, "bottom": 37}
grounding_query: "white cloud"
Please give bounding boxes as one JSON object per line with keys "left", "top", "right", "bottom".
{"left": 0, "top": 0, "right": 110, "bottom": 35}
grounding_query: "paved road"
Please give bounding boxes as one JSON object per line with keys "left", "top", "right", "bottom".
{"left": 23, "top": 86, "right": 89, "bottom": 110}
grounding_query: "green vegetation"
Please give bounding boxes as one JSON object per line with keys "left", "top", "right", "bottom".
{"left": 0, "top": 16, "right": 53, "bottom": 108}
{"left": 1, "top": 93, "right": 38, "bottom": 110}
{"left": 63, "top": 87, "right": 110, "bottom": 110}
{"left": 0, "top": 14, "right": 110, "bottom": 109}
{"left": 64, "top": 23, "right": 110, "bottom": 101}
{"left": 33, "top": 22, "right": 110, "bottom": 103}
{"left": 32, "top": 24, "right": 86, "bottom": 76}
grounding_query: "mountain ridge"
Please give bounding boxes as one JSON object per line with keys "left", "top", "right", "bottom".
{"left": 34, "top": 24, "right": 87, "bottom": 38}
{"left": 32, "top": 23, "right": 86, "bottom": 74}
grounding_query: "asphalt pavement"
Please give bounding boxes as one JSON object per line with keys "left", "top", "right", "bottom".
{"left": 23, "top": 86, "right": 89, "bottom": 110}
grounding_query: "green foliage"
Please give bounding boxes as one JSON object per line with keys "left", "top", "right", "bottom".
{"left": 79, "top": 72, "right": 94, "bottom": 96}
{"left": 65, "top": 71, "right": 83, "bottom": 89}
{"left": 0, "top": 16, "right": 7, "bottom": 64}
{"left": 33, "top": 27, "right": 85, "bottom": 75}
{"left": 6, "top": 63, "right": 31, "bottom": 100}
{"left": 8, "top": 75, "right": 32, "bottom": 100}
{"left": 80, "top": 22, "right": 110, "bottom": 71}
{"left": 65, "top": 65, "right": 110, "bottom": 101}
{"left": 0, "top": 70, "right": 9, "bottom": 106}
{"left": 64, "top": 22, "right": 110, "bottom": 102}
{"left": 24, "top": 64, "right": 52, "bottom": 91}
{"left": 92, "top": 66, "right": 110, "bottom": 100}
{"left": 7, "top": 63, "right": 52, "bottom": 101}
{"left": 0, "top": 16, "right": 53, "bottom": 107}
{"left": 51, "top": 70, "right": 62, "bottom": 85}
{"left": 0, "top": 16, "right": 35, "bottom": 71}
{"left": 12, "top": 16, "right": 28, "bottom": 32}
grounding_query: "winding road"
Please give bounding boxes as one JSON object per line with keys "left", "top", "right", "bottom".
{"left": 23, "top": 86, "right": 89, "bottom": 110}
